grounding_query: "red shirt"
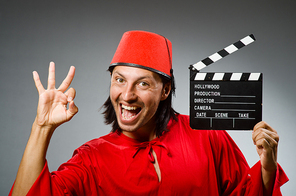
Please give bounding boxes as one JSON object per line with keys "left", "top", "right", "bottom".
{"left": 10, "top": 114, "right": 288, "bottom": 195}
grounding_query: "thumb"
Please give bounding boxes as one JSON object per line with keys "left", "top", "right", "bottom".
{"left": 66, "top": 101, "right": 78, "bottom": 121}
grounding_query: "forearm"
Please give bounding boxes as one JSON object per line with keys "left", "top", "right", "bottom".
{"left": 262, "top": 166, "right": 276, "bottom": 196}
{"left": 11, "top": 119, "right": 54, "bottom": 196}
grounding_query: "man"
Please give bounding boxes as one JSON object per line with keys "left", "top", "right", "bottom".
{"left": 10, "top": 30, "right": 288, "bottom": 195}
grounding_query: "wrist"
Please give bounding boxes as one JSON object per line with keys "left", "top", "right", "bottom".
{"left": 32, "top": 117, "right": 56, "bottom": 135}
{"left": 262, "top": 165, "right": 277, "bottom": 196}
{"left": 30, "top": 118, "right": 56, "bottom": 146}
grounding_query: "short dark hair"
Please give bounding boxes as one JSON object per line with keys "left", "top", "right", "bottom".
{"left": 102, "top": 68, "right": 178, "bottom": 137}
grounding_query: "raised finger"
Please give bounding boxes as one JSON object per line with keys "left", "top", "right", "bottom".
{"left": 58, "top": 66, "right": 75, "bottom": 92}
{"left": 47, "top": 62, "right": 56, "bottom": 89}
{"left": 33, "top": 71, "right": 45, "bottom": 94}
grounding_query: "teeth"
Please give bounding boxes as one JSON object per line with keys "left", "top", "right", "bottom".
{"left": 122, "top": 105, "right": 138, "bottom": 110}
{"left": 121, "top": 104, "right": 139, "bottom": 120}
{"left": 121, "top": 113, "right": 136, "bottom": 120}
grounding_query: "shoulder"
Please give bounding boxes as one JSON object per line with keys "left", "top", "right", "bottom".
{"left": 168, "top": 113, "right": 189, "bottom": 129}
{"left": 81, "top": 131, "right": 122, "bottom": 149}
{"left": 172, "top": 114, "right": 246, "bottom": 160}
{"left": 71, "top": 132, "right": 116, "bottom": 155}
{"left": 168, "top": 114, "right": 236, "bottom": 145}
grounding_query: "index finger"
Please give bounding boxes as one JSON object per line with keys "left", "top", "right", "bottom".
{"left": 252, "top": 121, "right": 279, "bottom": 143}
{"left": 253, "top": 121, "right": 275, "bottom": 133}
{"left": 57, "top": 66, "right": 76, "bottom": 92}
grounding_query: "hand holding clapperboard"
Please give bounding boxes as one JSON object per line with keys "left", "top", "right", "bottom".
{"left": 189, "top": 34, "right": 262, "bottom": 130}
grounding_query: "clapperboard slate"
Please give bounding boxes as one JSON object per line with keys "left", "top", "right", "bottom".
{"left": 189, "top": 34, "right": 262, "bottom": 130}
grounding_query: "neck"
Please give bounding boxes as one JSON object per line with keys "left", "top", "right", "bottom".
{"left": 122, "top": 128, "right": 157, "bottom": 142}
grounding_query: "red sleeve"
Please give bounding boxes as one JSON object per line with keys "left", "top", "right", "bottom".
{"left": 9, "top": 145, "right": 100, "bottom": 196}
{"left": 9, "top": 161, "right": 65, "bottom": 196}
{"left": 248, "top": 161, "right": 289, "bottom": 196}
{"left": 209, "top": 130, "right": 288, "bottom": 196}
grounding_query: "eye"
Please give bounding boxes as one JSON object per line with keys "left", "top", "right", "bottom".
{"left": 139, "top": 81, "right": 149, "bottom": 87}
{"left": 116, "top": 78, "right": 124, "bottom": 83}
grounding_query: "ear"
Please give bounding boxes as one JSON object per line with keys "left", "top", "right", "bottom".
{"left": 161, "top": 82, "right": 171, "bottom": 101}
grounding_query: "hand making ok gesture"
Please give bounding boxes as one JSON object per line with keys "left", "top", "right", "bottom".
{"left": 33, "top": 62, "right": 78, "bottom": 132}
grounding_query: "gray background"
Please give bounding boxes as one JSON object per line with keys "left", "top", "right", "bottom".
{"left": 1, "top": 0, "right": 295, "bottom": 195}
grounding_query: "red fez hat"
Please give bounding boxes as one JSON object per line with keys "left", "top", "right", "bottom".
{"left": 110, "top": 30, "right": 172, "bottom": 79}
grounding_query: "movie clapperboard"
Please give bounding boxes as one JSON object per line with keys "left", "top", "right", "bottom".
{"left": 189, "top": 34, "right": 262, "bottom": 130}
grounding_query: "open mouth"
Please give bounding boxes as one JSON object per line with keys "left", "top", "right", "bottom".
{"left": 121, "top": 104, "right": 142, "bottom": 120}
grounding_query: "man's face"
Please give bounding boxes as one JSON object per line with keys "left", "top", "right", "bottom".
{"left": 110, "top": 66, "right": 168, "bottom": 138}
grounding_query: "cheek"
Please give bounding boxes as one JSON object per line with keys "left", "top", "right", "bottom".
{"left": 110, "top": 86, "right": 120, "bottom": 104}
{"left": 142, "top": 91, "right": 162, "bottom": 110}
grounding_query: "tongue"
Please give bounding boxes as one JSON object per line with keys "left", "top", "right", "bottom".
{"left": 123, "top": 109, "right": 138, "bottom": 118}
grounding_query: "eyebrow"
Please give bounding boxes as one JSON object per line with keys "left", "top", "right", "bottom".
{"left": 113, "top": 70, "right": 154, "bottom": 81}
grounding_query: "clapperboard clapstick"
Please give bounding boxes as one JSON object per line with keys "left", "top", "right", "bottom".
{"left": 190, "top": 34, "right": 256, "bottom": 73}
{"left": 189, "top": 34, "right": 262, "bottom": 130}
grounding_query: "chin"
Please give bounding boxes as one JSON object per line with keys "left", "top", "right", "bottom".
{"left": 118, "top": 123, "right": 139, "bottom": 133}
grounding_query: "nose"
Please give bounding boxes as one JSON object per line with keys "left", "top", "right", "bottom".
{"left": 122, "top": 83, "right": 137, "bottom": 102}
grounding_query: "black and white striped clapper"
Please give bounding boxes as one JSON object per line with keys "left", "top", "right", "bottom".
{"left": 189, "top": 35, "right": 262, "bottom": 130}
{"left": 190, "top": 34, "right": 256, "bottom": 72}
